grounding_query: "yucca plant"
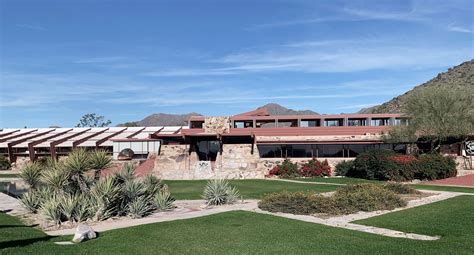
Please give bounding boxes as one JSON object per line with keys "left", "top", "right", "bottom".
{"left": 143, "top": 174, "right": 163, "bottom": 196}
{"left": 153, "top": 184, "right": 175, "bottom": 211}
{"left": 116, "top": 163, "right": 136, "bottom": 183}
{"left": 90, "top": 176, "right": 121, "bottom": 221}
{"left": 127, "top": 196, "right": 155, "bottom": 219}
{"left": 202, "top": 179, "right": 240, "bottom": 206}
{"left": 36, "top": 186, "right": 54, "bottom": 204}
{"left": 89, "top": 149, "right": 112, "bottom": 180}
{"left": 40, "top": 195, "right": 63, "bottom": 225}
{"left": 19, "top": 162, "right": 42, "bottom": 189}
{"left": 60, "top": 194, "right": 78, "bottom": 222}
{"left": 119, "top": 180, "right": 146, "bottom": 214}
{"left": 64, "top": 148, "right": 90, "bottom": 192}
{"left": 20, "top": 191, "right": 40, "bottom": 213}
{"left": 41, "top": 167, "right": 70, "bottom": 193}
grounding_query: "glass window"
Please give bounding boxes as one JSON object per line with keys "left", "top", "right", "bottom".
{"left": 256, "top": 120, "right": 276, "bottom": 128}
{"left": 300, "top": 119, "right": 320, "bottom": 127}
{"left": 277, "top": 120, "right": 298, "bottom": 127}
{"left": 258, "top": 145, "right": 282, "bottom": 158}
{"left": 348, "top": 119, "right": 367, "bottom": 126}
{"left": 371, "top": 118, "right": 390, "bottom": 126}
{"left": 324, "top": 119, "right": 343, "bottom": 127}
{"left": 318, "top": 144, "right": 344, "bottom": 157}
{"left": 234, "top": 121, "right": 253, "bottom": 128}
{"left": 291, "top": 145, "right": 313, "bottom": 157}
{"left": 393, "top": 118, "right": 409, "bottom": 126}
{"left": 346, "top": 144, "right": 367, "bottom": 157}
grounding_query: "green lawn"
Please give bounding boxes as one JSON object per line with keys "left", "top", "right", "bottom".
{"left": 1, "top": 195, "right": 474, "bottom": 254}
{"left": 0, "top": 174, "right": 20, "bottom": 178}
{"left": 163, "top": 179, "right": 340, "bottom": 200}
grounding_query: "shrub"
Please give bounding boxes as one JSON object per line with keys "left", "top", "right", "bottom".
{"left": 258, "top": 191, "right": 336, "bottom": 215}
{"left": 348, "top": 149, "right": 457, "bottom": 181}
{"left": 333, "top": 184, "right": 407, "bottom": 213}
{"left": 116, "top": 163, "right": 136, "bottom": 183}
{"left": 258, "top": 184, "right": 407, "bottom": 215}
{"left": 41, "top": 167, "right": 70, "bottom": 192}
{"left": 143, "top": 174, "right": 164, "bottom": 196}
{"left": 416, "top": 154, "right": 457, "bottom": 180}
{"left": 267, "top": 159, "right": 299, "bottom": 178}
{"left": 20, "top": 192, "right": 40, "bottom": 213}
{"left": 383, "top": 182, "right": 420, "bottom": 194}
{"left": 0, "top": 155, "right": 11, "bottom": 170}
{"left": 202, "top": 179, "right": 240, "bottom": 206}
{"left": 335, "top": 160, "right": 354, "bottom": 176}
{"left": 153, "top": 185, "right": 175, "bottom": 211}
{"left": 74, "top": 195, "right": 91, "bottom": 222}
{"left": 299, "top": 159, "right": 331, "bottom": 177}
{"left": 19, "top": 162, "right": 42, "bottom": 189}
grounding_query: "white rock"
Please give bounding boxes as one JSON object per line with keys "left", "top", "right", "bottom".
{"left": 72, "top": 224, "right": 97, "bottom": 243}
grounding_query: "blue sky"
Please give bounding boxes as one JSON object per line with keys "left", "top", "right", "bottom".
{"left": 1, "top": 0, "right": 473, "bottom": 128}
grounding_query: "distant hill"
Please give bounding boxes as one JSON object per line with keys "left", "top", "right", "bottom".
{"left": 118, "top": 103, "right": 319, "bottom": 126}
{"left": 256, "top": 103, "right": 319, "bottom": 115}
{"left": 359, "top": 59, "right": 474, "bottom": 113}
{"left": 118, "top": 112, "right": 202, "bottom": 127}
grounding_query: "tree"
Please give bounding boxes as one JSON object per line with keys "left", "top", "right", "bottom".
{"left": 76, "top": 113, "right": 111, "bottom": 127}
{"left": 386, "top": 86, "right": 474, "bottom": 152}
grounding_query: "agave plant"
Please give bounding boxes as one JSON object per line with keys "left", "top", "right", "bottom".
{"left": 90, "top": 176, "right": 121, "bottom": 221}
{"left": 127, "top": 196, "right": 155, "bottom": 219}
{"left": 19, "top": 162, "right": 42, "bottom": 189}
{"left": 202, "top": 179, "right": 240, "bottom": 206}
{"left": 89, "top": 149, "right": 112, "bottom": 179}
{"left": 59, "top": 193, "right": 78, "bottom": 222}
{"left": 40, "top": 195, "right": 63, "bottom": 225}
{"left": 142, "top": 174, "right": 163, "bottom": 196}
{"left": 20, "top": 191, "right": 40, "bottom": 213}
{"left": 153, "top": 184, "right": 175, "bottom": 211}
{"left": 116, "top": 163, "right": 136, "bottom": 183}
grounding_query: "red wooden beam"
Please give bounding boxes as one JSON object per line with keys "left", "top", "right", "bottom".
{"left": 50, "top": 128, "right": 91, "bottom": 159}
{"left": 7, "top": 129, "right": 55, "bottom": 162}
{"left": 72, "top": 128, "right": 109, "bottom": 148}
{"left": 0, "top": 129, "right": 20, "bottom": 138}
{"left": 126, "top": 127, "right": 146, "bottom": 139}
{"left": 0, "top": 129, "right": 38, "bottom": 143}
{"left": 28, "top": 129, "right": 73, "bottom": 160}
{"left": 95, "top": 128, "right": 127, "bottom": 147}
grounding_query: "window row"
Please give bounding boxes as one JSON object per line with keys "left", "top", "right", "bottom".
{"left": 258, "top": 144, "right": 407, "bottom": 158}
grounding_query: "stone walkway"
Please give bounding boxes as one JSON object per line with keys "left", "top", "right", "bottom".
{"left": 0, "top": 192, "right": 27, "bottom": 216}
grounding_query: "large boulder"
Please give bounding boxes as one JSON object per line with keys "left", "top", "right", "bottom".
{"left": 72, "top": 224, "right": 97, "bottom": 243}
{"left": 118, "top": 148, "right": 134, "bottom": 160}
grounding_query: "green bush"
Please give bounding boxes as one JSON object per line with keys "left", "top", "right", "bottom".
{"left": 0, "top": 155, "right": 11, "bottom": 170}
{"left": 153, "top": 185, "right": 175, "bottom": 211}
{"left": 258, "top": 184, "right": 407, "bottom": 215}
{"left": 333, "top": 184, "right": 407, "bottom": 214}
{"left": 383, "top": 182, "right": 420, "bottom": 194}
{"left": 20, "top": 162, "right": 43, "bottom": 189}
{"left": 20, "top": 192, "right": 40, "bottom": 213}
{"left": 335, "top": 160, "right": 354, "bottom": 176}
{"left": 347, "top": 149, "right": 456, "bottom": 181}
{"left": 258, "top": 191, "right": 335, "bottom": 215}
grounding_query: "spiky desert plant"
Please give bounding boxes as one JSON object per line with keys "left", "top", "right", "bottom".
{"left": 59, "top": 193, "right": 78, "bottom": 222}
{"left": 115, "top": 163, "right": 136, "bottom": 183}
{"left": 119, "top": 180, "right": 146, "bottom": 214}
{"left": 90, "top": 176, "right": 121, "bottom": 221}
{"left": 19, "top": 162, "right": 42, "bottom": 189}
{"left": 64, "top": 148, "right": 90, "bottom": 192}
{"left": 74, "top": 195, "right": 91, "bottom": 222}
{"left": 89, "top": 149, "right": 112, "bottom": 179}
{"left": 127, "top": 196, "right": 155, "bottom": 219}
{"left": 20, "top": 191, "right": 40, "bottom": 213}
{"left": 153, "top": 184, "right": 175, "bottom": 211}
{"left": 36, "top": 186, "right": 54, "bottom": 204}
{"left": 202, "top": 179, "right": 240, "bottom": 206}
{"left": 40, "top": 195, "right": 63, "bottom": 225}
{"left": 41, "top": 167, "right": 70, "bottom": 193}
{"left": 143, "top": 174, "right": 163, "bottom": 196}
